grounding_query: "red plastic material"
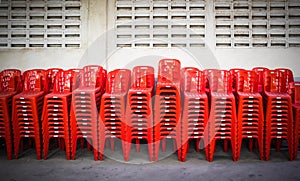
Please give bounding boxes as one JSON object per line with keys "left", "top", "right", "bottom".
{"left": 180, "top": 67, "right": 209, "bottom": 162}
{"left": 123, "top": 66, "right": 155, "bottom": 161}
{"left": 230, "top": 68, "right": 246, "bottom": 93}
{"left": 252, "top": 67, "right": 269, "bottom": 93}
{"left": 276, "top": 68, "right": 295, "bottom": 103}
{"left": 263, "top": 69, "right": 294, "bottom": 161}
{"left": 42, "top": 69, "right": 81, "bottom": 160}
{"left": 98, "top": 69, "right": 131, "bottom": 161}
{"left": 0, "top": 69, "right": 22, "bottom": 159}
{"left": 154, "top": 59, "right": 181, "bottom": 162}
{"left": 46, "top": 68, "right": 63, "bottom": 93}
{"left": 234, "top": 70, "right": 264, "bottom": 160}
{"left": 70, "top": 65, "right": 106, "bottom": 160}
{"left": 293, "top": 82, "right": 300, "bottom": 160}
{"left": 12, "top": 69, "right": 47, "bottom": 160}
{"left": 295, "top": 82, "right": 300, "bottom": 104}
{"left": 204, "top": 69, "right": 238, "bottom": 162}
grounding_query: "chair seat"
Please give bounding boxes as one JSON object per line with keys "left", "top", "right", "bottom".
{"left": 211, "top": 92, "right": 235, "bottom": 99}
{"left": 0, "top": 91, "right": 17, "bottom": 99}
{"left": 15, "top": 91, "right": 44, "bottom": 99}
{"left": 264, "top": 92, "right": 290, "bottom": 99}
{"left": 237, "top": 92, "right": 261, "bottom": 98}
{"left": 129, "top": 87, "right": 153, "bottom": 93}
{"left": 184, "top": 92, "right": 207, "bottom": 98}
{"left": 45, "top": 92, "right": 72, "bottom": 98}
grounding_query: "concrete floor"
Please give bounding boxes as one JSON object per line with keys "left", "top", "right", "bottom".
{"left": 0, "top": 141, "right": 300, "bottom": 181}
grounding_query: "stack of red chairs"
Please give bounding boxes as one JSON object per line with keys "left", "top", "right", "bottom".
{"left": 180, "top": 67, "right": 209, "bottom": 162}
{"left": 43, "top": 68, "right": 65, "bottom": 150}
{"left": 98, "top": 69, "right": 131, "bottom": 161}
{"left": 0, "top": 69, "right": 22, "bottom": 159}
{"left": 204, "top": 69, "right": 238, "bottom": 162}
{"left": 262, "top": 69, "right": 294, "bottom": 160}
{"left": 293, "top": 81, "right": 300, "bottom": 160}
{"left": 234, "top": 70, "right": 264, "bottom": 160}
{"left": 153, "top": 59, "right": 181, "bottom": 162}
{"left": 70, "top": 65, "right": 106, "bottom": 160}
{"left": 12, "top": 69, "right": 47, "bottom": 160}
{"left": 252, "top": 67, "right": 269, "bottom": 93}
{"left": 42, "top": 69, "right": 81, "bottom": 160}
{"left": 276, "top": 68, "right": 296, "bottom": 158}
{"left": 124, "top": 66, "right": 155, "bottom": 161}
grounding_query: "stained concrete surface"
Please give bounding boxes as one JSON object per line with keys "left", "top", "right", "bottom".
{"left": 0, "top": 141, "right": 300, "bottom": 181}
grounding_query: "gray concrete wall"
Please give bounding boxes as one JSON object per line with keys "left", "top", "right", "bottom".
{"left": 0, "top": 0, "right": 299, "bottom": 77}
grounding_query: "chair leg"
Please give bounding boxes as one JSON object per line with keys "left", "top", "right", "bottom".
{"left": 223, "top": 139, "right": 229, "bottom": 153}
{"left": 65, "top": 137, "right": 71, "bottom": 160}
{"left": 124, "top": 141, "right": 131, "bottom": 162}
{"left": 14, "top": 137, "right": 21, "bottom": 159}
{"left": 161, "top": 139, "right": 166, "bottom": 152}
{"left": 248, "top": 139, "right": 254, "bottom": 152}
{"left": 135, "top": 139, "right": 140, "bottom": 153}
{"left": 34, "top": 137, "right": 42, "bottom": 160}
{"left": 43, "top": 137, "right": 49, "bottom": 160}
{"left": 276, "top": 139, "right": 282, "bottom": 152}
{"left": 110, "top": 138, "right": 115, "bottom": 152}
{"left": 5, "top": 137, "right": 12, "bottom": 160}
{"left": 71, "top": 137, "right": 78, "bottom": 160}
{"left": 195, "top": 139, "right": 201, "bottom": 152}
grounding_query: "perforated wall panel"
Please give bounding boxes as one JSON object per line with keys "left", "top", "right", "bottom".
{"left": 214, "top": 0, "right": 300, "bottom": 48}
{"left": 116, "top": 0, "right": 206, "bottom": 48}
{"left": 0, "top": 0, "right": 81, "bottom": 48}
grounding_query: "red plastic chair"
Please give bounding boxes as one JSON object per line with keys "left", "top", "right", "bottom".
{"left": 203, "top": 69, "right": 218, "bottom": 93}
{"left": 98, "top": 69, "right": 131, "bottom": 160}
{"left": 263, "top": 69, "right": 294, "bottom": 161}
{"left": 70, "top": 65, "right": 106, "bottom": 160}
{"left": 0, "top": 69, "right": 22, "bottom": 159}
{"left": 124, "top": 66, "right": 155, "bottom": 161}
{"left": 204, "top": 69, "right": 238, "bottom": 162}
{"left": 153, "top": 59, "right": 181, "bottom": 162}
{"left": 252, "top": 67, "right": 269, "bottom": 93}
{"left": 46, "top": 68, "right": 63, "bottom": 93}
{"left": 276, "top": 68, "right": 295, "bottom": 103}
{"left": 180, "top": 67, "right": 209, "bottom": 162}
{"left": 12, "top": 69, "right": 47, "bottom": 160}
{"left": 234, "top": 70, "right": 264, "bottom": 160}
{"left": 42, "top": 69, "right": 81, "bottom": 160}
{"left": 293, "top": 82, "right": 300, "bottom": 160}
{"left": 230, "top": 68, "right": 246, "bottom": 93}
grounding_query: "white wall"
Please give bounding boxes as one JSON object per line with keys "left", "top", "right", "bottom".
{"left": 0, "top": 0, "right": 299, "bottom": 77}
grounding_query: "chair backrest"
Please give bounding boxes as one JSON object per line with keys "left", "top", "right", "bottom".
{"left": 204, "top": 69, "right": 232, "bottom": 93}
{"left": 230, "top": 68, "right": 245, "bottom": 92}
{"left": 68, "top": 68, "right": 82, "bottom": 91}
{"left": 203, "top": 69, "right": 218, "bottom": 92}
{"left": 101, "top": 69, "right": 107, "bottom": 91}
{"left": 181, "top": 67, "right": 205, "bottom": 93}
{"left": 252, "top": 67, "right": 269, "bottom": 93}
{"left": 235, "top": 70, "right": 259, "bottom": 93}
{"left": 80, "top": 65, "right": 104, "bottom": 88}
{"left": 23, "top": 69, "right": 46, "bottom": 92}
{"left": 53, "top": 69, "right": 82, "bottom": 94}
{"left": 263, "top": 70, "right": 285, "bottom": 93}
{"left": 0, "top": 69, "right": 22, "bottom": 92}
{"left": 276, "top": 68, "right": 295, "bottom": 102}
{"left": 106, "top": 69, "right": 131, "bottom": 94}
{"left": 132, "top": 66, "right": 155, "bottom": 89}
{"left": 158, "top": 59, "right": 181, "bottom": 86}
{"left": 46, "top": 68, "right": 63, "bottom": 92}
{"left": 295, "top": 82, "right": 300, "bottom": 104}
